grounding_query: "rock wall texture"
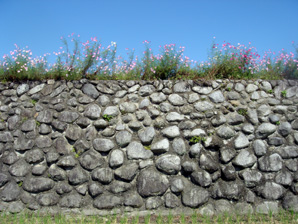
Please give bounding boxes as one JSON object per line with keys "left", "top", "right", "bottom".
{"left": 0, "top": 79, "right": 298, "bottom": 215}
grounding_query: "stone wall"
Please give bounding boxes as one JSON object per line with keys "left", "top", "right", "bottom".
{"left": 0, "top": 79, "right": 298, "bottom": 215}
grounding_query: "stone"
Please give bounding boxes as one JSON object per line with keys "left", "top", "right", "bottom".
{"left": 246, "top": 84, "right": 258, "bottom": 93}
{"left": 212, "top": 180, "right": 243, "bottom": 200}
{"left": 191, "top": 170, "right": 212, "bottom": 187}
{"left": 0, "top": 173, "right": 9, "bottom": 187}
{"left": 150, "top": 92, "right": 166, "bottom": 103}
{"left": 278, "top": 122, "right": 292, "bottom": 136}
{"left": 268, "top": 137, "right": 285, "bottom": 146}
{"left": 138, "top": 127, "right": 155, "bottom": 145}
{"left": 220, "top": 146, "right": 236, "bottom": 163}
{"left": 235, "top": 202, "right": 254, "bottom": 215}
{"left": 68, "top": 167, "right": 89, "bottom": 185}
{"left": 17, "top": 84, "right": 29, "bottom": 95}
{"left": 82, "top": 83, "right": 99, "bottom": 99}
{"left": 172, "top": 138, "right": 186, "bottom": 156}
{"left": 108, "top": 181, "right": 131, "bottom": 194}
{"left": 173, "top": 81, "right": 191, "bottom": 92}
{"left": 92, "top": 167, "right": 113, "bottom": 184}
{"left": 166, "top": 112, "right": 184, "bottom": 122}
{"left": 234, "top": 132, "right": 250, "bottom": 149}
{"left": 93, "top": 194, "right": 122, "bottom": 209}
{"left": 168, "top": 94, "right": 185, "bottom": 106}
{"left": 233, "top": 149, "right": 257, "bottom": 168}
{"left": 114, "top": 163, "right": 139, "bottom": 181}
{"left": 150, "top": 138, "right": 169, "bottom": 154}
{"left": 57, "top": 155, "right": 77, "bottom": 168}
{"left": 58, "top": 111, "right": 79, "bottom": 123}
{"left": 84, "top": 104, "right": 101, "bottom": 119}
{"left": 97, "top": 95, "right": 110, "bottom": 106}
{"left": 25, "top": 149, "right": 44, "bottom": 163}
{"left": 115, "top": 130, "right": 132, "bottom": 147}
{"left": 200, "top": 152, "right": 218, "bottom": 173}
{"left": 23, "top": 177, "right": 54, "bottom": 193}
{"left": 35, "top": 135, "right": 52, "bottom": 148}
{"left": 282, "top": 192, "right": 298, "bottom": 212}
{"left": 28, "top": 84, "right": 45, "bottom": 95}
{"left": 161, "top": 126, "right": 180, "bottom": 138}
{"left": 189, "top": 143, "right": 203, "bottom": 158}
{"left": 247, "top": 109, "right": 259, "bottom": 125}
{"left": 256, "top": 201, "right": 279, "bottom": 214}
{"left": 145, "top": 197, "right": 163, "bottom": 209}
{"left": 36, "top": 192, "right": 59, "bottom": 206}
{"left": 60, "top": 193, "right": 82, "bottom": 208}
{"left": 193, "top": 86, "right": 212, "bottom": 95}
{"left": 255, "top": 123, "right": 277, "bottom": 139}
{"left": 48, "top": 164, "right": 66, "bottom": 181}
{"left": 209, "top": 90, "right": 225, "bottom": 103}
{"left": 227, "top": 113, "right": 245, "bottom": 125}
{"left": 217, "top": 125, "right": 235, "bottom": 139}
{"left": 156, "top": 154, "right": 181, "bottom": 175}
{"left": 7, "top": 202, "right": 25, "bottom": 213}
{"left": 3, "top": 152, "right": 18, "bottom": 165}
{"left": 55, "top": 137, "right": 72, "bottom": 155}
{"left": 221, "top": 164, "right": 236, "bottom": 181}
{"left": 182, "top": 186, "right": 209, "bottom": 208}
{"left": 9, "top": 159, "right": 30, "bottom": 177}
{"left": 194, "top": 101, "right": 214, "bottom": 112}
{"left": 257, "top": 105, "right": 271, "bottom": 117}
{"left": 214, "top": 199, "right": 234, "bottom": 214}
{"left": 241, "top": 169, "right": 263, "bottom": 187}
{"left": 0, "top": 182, "right": 20, "bottom": 202}
{"left": 103, "top": 106, "right": 119, "bottom": 117}
{"left": 127, "top": 141, "right": 153, "bottom": 160}
{"left": 88, "top": 183, "right": 104, "bottom": 197}
{"left": 93, "top": 138, "right": 115, "bottom": 152}
{"left": 139, "top": 85, "right": 155, "bottom": 96}
{"left": 137, "top": 168, "right": 169, "bottom": 197}
{"left": 109, "top": 149, "right": 124, "bottom": 168}
{"left": 275, "top": 146, "right": 298, "bottom": 159}
{"left": 8, "top": 115, "right": 20, "bottom": 130}
{"left": 124, "top": 192, "right": 143, "bottom": 208}
{"left": 36, "top": 110, "right": 53, "bottom": 124}
{"left": 275, "top": 170, "right": 293, "bottom": 186}
{"left": 0, "top": 131, "right": 13, "bottom": 142}
{"left": 258, "top": 153, "right": 283, "bottom": 172}
{"left": 253, "top": 139, "right": 267, "bottom": 156}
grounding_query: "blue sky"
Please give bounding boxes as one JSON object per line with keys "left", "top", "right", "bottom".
{"left": 1, "top": 0, "right": 298, "bottom": 64}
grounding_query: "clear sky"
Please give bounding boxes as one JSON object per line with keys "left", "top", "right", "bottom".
{"left": 1, "top": 0, "right": 298, "bottom": 64}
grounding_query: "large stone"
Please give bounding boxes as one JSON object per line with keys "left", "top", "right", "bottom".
{"left": 57, "top": 155, "right": 77, "bottom": 168}
{"left": 93, "top": 138, "right": 115, "bottom": 152}
{"left": 0, "top": 182, "right": 20, "bottom": 202}
{"left": 172, "top": 138, "right": 186, "bottom": 155}
{"left": 258, "top": 153, "right": 283, "bottom": 172}
{"left": 114, "top": 163, "right": 139, "bottom": 181}
{"left": 23, "top": 177, "right": 54, "bottom": 193}
{"left": 241, "top": 169, "right": 263, "bottom": 187}
{"left": 137, "top": 168, "right": 169, "bottom": 197}
{"left": 36, "top": 110, "right": 53, "bottom": 124}
{"left": 60, "top": 193, "right": 82, "bottom": 208}
{"left": 234, "top": 132, "right": 249, "bottom": 149}
{"left": 191, "top": 170, "right": 212, "bottom": 187}
{"left": 220, "top": 146, "right": 236, "bottom": 163}
{"left": 217, "top": 125, "right": 235, "bottom": 139}
{"left": 156, "top": 154, "right": 181, "bottom": 175}
{"left": 25, "top": 149, "right": 44, "bottom": 163}
{"left": 124, "top": 192, "right": 143, "bottom": 208}
{"left": 127, "top": 141, "right": 153, "bottom": 160}
{"left": 93, "top": 194, "right": 122, "bottom": 209}
{"left": 150, "top": 139, "right": 170, "bottom": 154}
{"left": 17, "top": 83, "right": 29, "bottom": 95}
{"left": 173, "top": 82, "right": 191, "bottom": 92}
{"left": 82, "top": 83, "right": 99, "bottom": 99}
{"left": 88, "top": 183, "right": 104, "bottom": 197}
{"left": 115, "top": 130, "right": 132, "bottom": 147}
{"left": 109, "top": 181, "right": 131, "bottom": 194}
{"left": 48, "top": 164, "right": 66, "bottom": 181}
{"left": 8, "top": 115, "right": 20, "bottom": 130}
{"left": 139, "top": 85, "right": 155, "bottom": 96}
{"left": 253, "top": 139, "right": 267, "bottom": 156}
{"left": 282, "top": 192, "right": 298, "bottom": 212}
{"left": 212, "top": 180, "right": 243, "bottom": 200}
{"left": 92, "top": 167, "right": 113, "bottom": 184}
{"left": 192, "top": 86, "right": 212, "bottom": 95}
{"left": 145, "top": 197, "right": 163, "bottom": 209}
{"left": 84, "top": 104, "right": 101, "bottom": 119}
{"left": 227, "top": 113, "right": 245, "bottom": 125}
{"left": 194, "top": 101, "right": 214, "bottom": 112}
{"left": 0, "top": 173, "right": 9, "bottom": 187}
{"left": 138, "top": 127, "right": 155, "bottom": 145}
{"left": 275, "top": 146, "right": 298, "bottom": 159}
{"left": 55, "top": 137, "right": 72, "bottom": 155}
{"left": 68, "top": 167, "right": 89, "bottom": 185}
{"left": 36, "top": 193, "right": 59, "bottom": 206}
{"left": 0, "top": 132, "right": 13, "bottom": 142}
{"left": 168, "top": 94, "right": 185, "bottom": 106}
{"left": 209, "top": 90, "right": 225, "bottom": 103}
{"left": 275, "top": 170, "right": 293, "bottom": 186}
{"left": 58, "top": 111, "right": 79, "bottom": 123}
{"left": 200, "top": 152, "right": 219, "bottom": 173}
{"left": 278, "top": 122, "right": 292, "bottom": 136}
{"left": 9, "top": 159, "right": 30, "bottom": 177}
{"left": 258, "top": 182, "right": 285, "bottom": 200}
{"left": 109, "top": 149, "right": 124, "bottom": 168}
{"left": 103, "top": 106, "right": 119, "bottom": 117}
{"left": 28, "top": 84, "right": 45, "bottom": 95}
{"left": 255, "top": 123, "right": 277, "bottom": 139}
{"left": 35, "top": 135, "right": 52, "bottom": 148}
{"left": 161, "top": 126, "right": 180, "bottom": 138}
{"left": 233, "top": 149, "right": 257, "bottom": 168}
{"left": 182, "top": 186, "right": 209, "bottom": 208}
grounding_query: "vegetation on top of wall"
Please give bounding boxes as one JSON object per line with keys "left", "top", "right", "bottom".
{"left": 0, "top": 34, "right": 297, "bottom": 81}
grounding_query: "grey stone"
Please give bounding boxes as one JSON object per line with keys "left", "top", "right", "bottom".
{"left": 192, "top": 86, "right": 212, "bottom": 95}
{"left": 258, "top": 181, "right": 285, "bottom": 200}
{"left": 173, "top": 81, "right": 191, "bottom": 92}
{"left": 275, "top": 146, "right": 298, "bottom": 159}
{"left": 108, "top": 181, "right": 131, "bottom": 194}
{"left": 161, "top": 126, "right": 180, "bottom": 138}
{"left": 275, "top": 170, "right": 293, "bottom": 186}
{"left": 282, "top": 192, "right": 298, "bottom": 212}
{"left": 97, "top": 95, "right": 110, "bottom": 106}
{"left": 172, "top": 138, "right": 186, "bottom": 155}
{"left": 145, "top": 197, "right": 163, "bottom": 209}
{"left": 241, "top": 169, "right": 263, "bottom": 187}
{"left": 235, "top": 202, "right": 254, "bottom": 215}
{"left": 57, "top": 155, "right": 77, "bottom": 168}
{"left": 17, "top": 84, "right": 29, "bottom": 95}
{"left": 150, "top": 92, "right": 166, "bottom": 103}
{"left": 120, "top": 102, "right": 137, "bottom": 113}
{"left": 164, "top": 192, "right": 180, "bottom": 208}
{"left": 194, "top": 101, "right": 214, "bottom": 112}
{"left": 36, "top": 192, "right": 59, "bottom": 206}
{"left": 220, "top": 146, "right": 236, "bottom": 163}
{"left": 127, "top": 141, "right": 153, "bottom": 160}
{"left": 8, "top": 115, "right": 20, "bottom": 130}
{"left": 235, "top": 83, "right": 245, "bottom": 92}
{"left": 25, "top": 149, "right": 44, "bottom": 163}
{"left": 55, "top": 137, "right": 72, "bottom": 155}
{"left": 93, "top": 194, "right": 122, "bottom": 209}
{"left": 198, "top": 203, "right": 215, "bottom": 216}
{"left": 92, "top": 167, "right": 113, "bottom": 184}
{"left": 3, "top": 152, "right": 18, "bottom": 165}
{"left": 233, "top": 149, "right": 257, "bottom": 168}
{"left": 50, "top": 84, "right": 67, "bottom": 97}
{"left": 253, "top": 139, "right": 267, "bottom": 156}
{"left": 278, "top": 122, "right": 292, "bottom": 136}
{"left": 32, "top": 164, "right": 47, "bottom": 176}
{"left": 268, "top": 136, "right": 285, "bottom": 146}
{"left": 39, "top": 123, "right": 52, "bottom": 134}
{"left": 35, "top": 135, "right": 52, "bottom": 148}
{"left": 257, "top": 105, "right": 271, "bottom": 117}
{"left": 93, "top": 138, "right": 115, "bottom": 152}
{"left": 109, "top": 149, "right": 124, "bottom": 168}
{"left": 114, "top": 131, "right": 131, "bottom": 147}
{"left": 58, "top": 111, "right": 79, "bottom": 123}
{"left": 124, "top": 192, "right": 143, "bottom": 208}
{"left": 191, "top": 170, "right": 212, "bottom": 187}
{"left": 23, "top": 177, "right": 54, "bottom": 193}
{"left": 28, "top": 84, "right": 45, "bottom": 95}
{"left": 292, "top": 119, "right": 298, "bottom": 130}
{"left": 182, "top": 161, "right": 197, "bottom": 173}
{"left": 0, "top": 131, "right": 13, "bottom": 142}
{"left": 0, "top": 173, "right": 9, "bottom": 187}
{"left": 68, "top": 167, "right": 89, "bottom": 185}
{"left": 0, "top": 182, "right": 20, "bottom": 202}
{"left": 217, "top": 125, "right": 235, "bottom": 139}
{"left": 160, "top": 102, "right": 173, "bottom": 112}
{"left": 209, "top": 90, "right": 225, "bottom": 103}
{"left": 227, "top": 91, "right": 241, "bottom": 100}
{"left": 96, "top": 83, "right": 115, "bottom": 94}
{"left": 256, "top": 123, "right": 277, "bottom": 139}
{"left": 286, "top": 86, "right": 298, "bottom": 98}
{"left": 137, "top": 168, "right": 169, "bottom": 197}
{"left": 212, "top": 180, "right": 243, "bottom": 200}
{"left": 227, "top": 112, "right": 245, "bottom": 125}
{"left": 188, "top": 93, "right": 200, "bottom": 103}
{"left": 9, "top": 159, "right": 30, "bottom": 177}
{"left": 7, "top": 202, "right": 25, "bottom": 213}
{"left": 246, "top": 84, "right": 258, "bottom": 93}
{"left": 156, "top": 154, "right": 181, "bottom": 175}
{"left": 168, "top": 94, "right": 185, "bottom": 106}
{"left": 60, "top": 193, "right": 82, "bottom": 208}
{"left": 221, "top": 164, "right": 236, "bottom": 181}
{"left": 214, "top": 199, "right": 234, "bottom": 214}
{"left": 103, "top": 106, "right": 119, "bottom": 117}
{"left": 247, "top": 109, "right": 259, "bottom": 125}
{"left": 139, "top": 85, "right": 155, "bottom": 96}
{"left": 170, "top": 177, "right": 184, "bottom": 193}
{"left": 166, "top": 112, "right": 184, "bottom": 122}
{"left": 234, "top": 132, "right": 249, "bottom": 149}
{"left": 182, "top": 186, "right": 209, "bottom": 208}
{"left": 84, "top": 104, "right": 101, "bottom": 119}
{"left": 211, "top": 114, "right": 227, "bottom": 127}
{"left": 82, "top": 83, "right": 99, "bottom": 99}
{"left": 200, "top": 152, "right": 218, "bottom": 173}
{"left": 258, "top": 153, "right": 283, "bottom": 172}
{"left": 138, "top": 127, "right": 155, "bottom": 145}
{"left": 242, "top": 123, "right": 255, "bottom": 134}
{"left": 150, "top": 138, "right": 169, "bottom": 154}
{"left": 114, "top": 163, "right": 138, "bottom": 181}
{"left": 36, "top": 110, "right": 53, "bottom": 124}
{"left": 88, "top": 183, "right": 104, "bottom": 197}
{"left": 46, "top": 151, "right": 60, "bottom": 164}
{"left": 189, "top": 143, "right": 203, "bottom": 158}
{"left": 48, "top": 164, "right": 66, "bottom": 181}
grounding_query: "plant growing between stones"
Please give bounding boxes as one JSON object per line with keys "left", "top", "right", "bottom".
{"left": 103, "top": 114, "right": 113, "bottom": 122}
{"left": 31, "top": 99, "right": 37, "bottom": 106}
{"left": 144, "top": 145, "right": 151, "bottom": 150}
{"left": 276, "top": 121, "right": 280, "bottom": 125}
{"left": 281, "top": 90, "right": 287, "bottom": 98}
{"left": 267, "top": 89, "right": 273, "bottom": 94}
{"left": 189, "top": 136, "right": 206, "bottom": 144}
{"left": 237, "top": 108, "right": 248, "bottom": 116}
{"left": 35, "top": 120, "right": 41, "bottom": 126}
{"left": 18, "top": 181, "right": 23, "bottom": 187}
